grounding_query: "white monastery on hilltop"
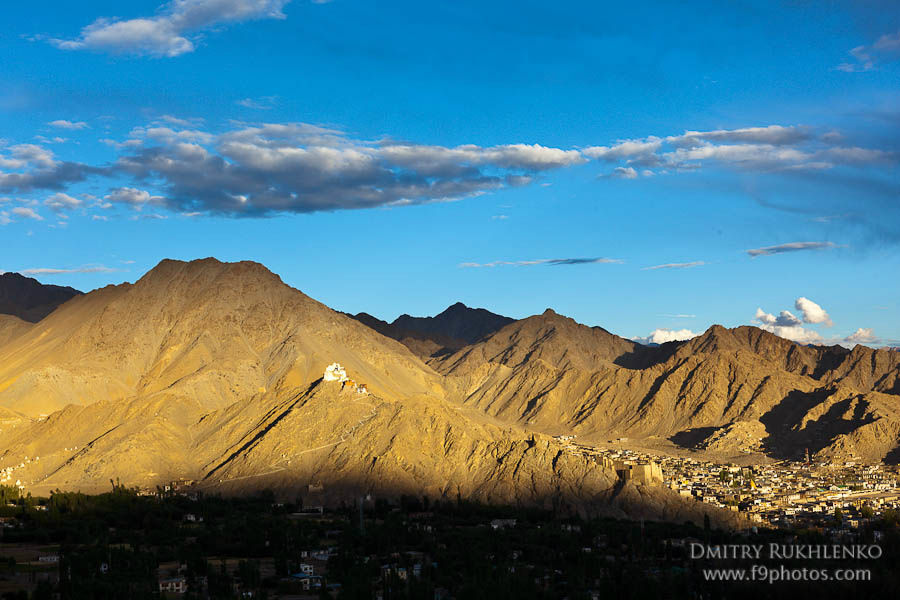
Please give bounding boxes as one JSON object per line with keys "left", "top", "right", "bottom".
{"left": 323, "top": 362, "right": 368, "bottom": 395}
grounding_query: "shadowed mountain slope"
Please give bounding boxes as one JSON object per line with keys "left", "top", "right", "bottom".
{"left": 350, "top": 302, "right": 514, "bottom": 358}
{"left": 0, "top": 272, "right": 82, "bottom": 322}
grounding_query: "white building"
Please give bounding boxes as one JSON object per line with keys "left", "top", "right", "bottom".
{"left": 324, "top": 363, "right": 348, "bottom": 382}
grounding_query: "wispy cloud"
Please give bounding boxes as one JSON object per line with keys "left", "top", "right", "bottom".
{"left": 48, "top": 120, "right": 89, "bottom": 130}
{"left": 836, "top": 30, "right": 900, "bottom": 72}
{"left": 10, "top": 206, "right": 43, "bottom": 221}
{"left": 642, "top": 261, "right": 706, "bottom": 270}
{"left": 237, "top": 96, "right": 279, "bottom": 109}
{"left": 746, "top": 241, "right": 838, "bottom": 257}
{"left": 18, "top": 265, "right": 117, "bottom": 275}
{"left": 48, "top": 0, "right": 295, "bottom": 58}
{"left": 584, "top": 124, "right": 896, "bottom": 177}
{"left": 460, "top": 257, "right": 623, "bottom": 268}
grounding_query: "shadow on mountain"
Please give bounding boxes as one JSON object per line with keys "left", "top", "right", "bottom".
{"left": 613, "top": 340, "right": 683, "bottom": 369}
{"left": 810, "top": 345, "right": 853, "bottom": 380}
{"left": 882, "top": 445, "right": 900, "bottom": 465}
{"left": 200, "top": 469, "right": 746, "bottom": 530}
{"left": 759, "top": 391, "right": 875, "bottom": 460}
{"left": 669, "top": 427, "right": 719, "bottom": 449}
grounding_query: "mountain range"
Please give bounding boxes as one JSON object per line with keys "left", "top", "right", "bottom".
{"left": 1, "top": 258, "right": 898, "bottom": 526}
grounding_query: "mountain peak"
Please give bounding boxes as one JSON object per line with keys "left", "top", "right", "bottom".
{"left": 139, "top": 257, "right": 286, "bottom": 289}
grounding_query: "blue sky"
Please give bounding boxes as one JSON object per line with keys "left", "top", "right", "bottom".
{"left": 1, "top": 0, "right": 899, "bottom": 346}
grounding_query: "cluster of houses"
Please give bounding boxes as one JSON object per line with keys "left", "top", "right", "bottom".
{"left": 577, "top": 443, "right": 900, "bottom": 528}
{"left": 551, "top": 436, "right": 900, "bottom": 529}
{"left": 662, "top": 457, "right": 900, "bottom": 527}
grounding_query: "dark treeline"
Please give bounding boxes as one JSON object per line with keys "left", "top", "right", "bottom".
{"left": 1, "top": 483, "right": 899, "bottom": 599}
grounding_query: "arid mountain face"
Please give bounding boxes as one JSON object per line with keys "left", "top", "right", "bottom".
{"left": 350, "top": 302, "right": 514, "bottom": 358}
{"left": 0, "top": 272, "right": 81, "bottom": 322}
{"left": 1, "top": 258, "right": 896, "bottom": 525}
{"left": 0, "top": 258, "right": 442, "bottom": 418}
{"left": 0, "top": 259, "right": 738, "bottom": 525}
{"left": 435, "top": 317, "right": 900, "bottom": 463}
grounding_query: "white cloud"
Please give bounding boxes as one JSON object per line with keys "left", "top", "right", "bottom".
{"left": 583, "top": 137, "right": 662, "bottom": 161}
{"left": 44, "top": 192, "right": 82, "bottom": 212}
{"left": 51, "top": 0, "right": 294, "bottom": 58}
{"left": 11, "top": 206, "right": 43, "bottom": 221}
{"left": 607, "top": 166, "right": 638, "bottom": 179}
{"left": 795, "top": 297, "right": 833, "bottom": 327}
{"left": 754, "top": 299, "right": 834, "bottom": 343}
{"left": 128, "top": 126, "right": 214, "bottom": 144}
{"left": 663, "top": 143, "right": 811, "bottom": 167}
{"left": 755, "top": 307, "right": 803, "bottom": 327}
{"left": 104, "top": 187, "right": 166, "bottom": 209}
{"left": 634, "top": 328, "right": 699, "bottom": 345}
{"left": 48, "top": 120, "right": 89, "bottom": 130}
{"left": 0, "top": 211, "right": 10, "bottom": 225}
{"left": 760, "top": 323, "right": 823, "bottom": 344}
{"left": 0, "top": 144, "right": 56, "bottom": 169}
{"left": 668, "top": 125, "right": 811, "bottom": 147}
{"left": 844, "top": 328, "right": 878, "bottom": 345}
{"left": 378, "top": 142, "right": 586, "bottom": 172}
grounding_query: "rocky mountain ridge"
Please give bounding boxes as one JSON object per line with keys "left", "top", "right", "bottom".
{"left": 349, "top": 302, "right": 513, "bottom": 358}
